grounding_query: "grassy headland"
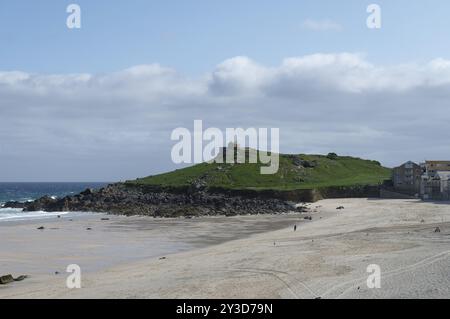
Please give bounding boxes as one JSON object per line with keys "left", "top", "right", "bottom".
{"left": 127, "top": 153, "right": 391, "bottom": 191}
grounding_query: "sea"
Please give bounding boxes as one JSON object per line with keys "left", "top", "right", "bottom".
{"left": 0, "top": 182, "right": 108, "bottom": 222}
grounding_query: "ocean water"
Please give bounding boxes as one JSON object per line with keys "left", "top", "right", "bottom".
{"left": 0, "top": 182, "right": 108, "bottom": 222}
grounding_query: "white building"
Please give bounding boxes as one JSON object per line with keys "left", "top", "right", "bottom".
{"left": 421, "top": 168, "right": 450, "bottom": 200}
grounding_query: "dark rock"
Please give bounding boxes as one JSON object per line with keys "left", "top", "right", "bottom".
{"left": 0, "top": 275, "right": 14, "bottom": 285}
{"left": 302, "top": 160, "right": 318, "bottom": 168}
{"left": 13, "top": 275, "right": 27, "bottom": 282}
{"left": 24, "top": 196, "right": 58, "bottom": 212}
{"left": 292, "top": 158, "right": 304, "bottom": 167}
{"left": 2, "top": 201, "right": 25, "bottom": 209}
{"left": 291, "top": 157, "right": 318, "bottom": 168}
{"left": 296, "top": 205, "right": 310, "bottom": 213}
{"left": 80, "top": 188, "right": 94, "bottom": 196}
{"left": 22, "top": 183, "right": 300, "bottom": 218}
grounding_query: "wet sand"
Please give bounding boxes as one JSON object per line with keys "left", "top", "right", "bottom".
{"left": 0, "top": 211, "right": 304, "bottom": 295}
{"left": 1, "top": 199, "right": 449, "bottom": 299}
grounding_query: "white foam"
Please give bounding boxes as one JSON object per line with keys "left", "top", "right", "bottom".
{"left": 0, "top": 208, "right": 71, "bottom": 222}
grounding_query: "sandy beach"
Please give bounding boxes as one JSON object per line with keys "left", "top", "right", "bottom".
{"left": 1, "top": 198, "right": 449, "bottom": 299}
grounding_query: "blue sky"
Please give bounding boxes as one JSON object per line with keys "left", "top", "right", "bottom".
{"left": 1, "top": 0, "right": 450, "bottom": 74}
{"left": 2, "top": 1, "right": 450, "bottom": 181}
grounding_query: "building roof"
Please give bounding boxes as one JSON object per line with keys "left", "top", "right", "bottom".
{"left": 395, "top": 161, "right": 419, "bottom": 168}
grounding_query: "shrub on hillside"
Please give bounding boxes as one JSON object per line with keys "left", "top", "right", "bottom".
{"left": 327, "top": 152, "right": 338, "bottom": 160}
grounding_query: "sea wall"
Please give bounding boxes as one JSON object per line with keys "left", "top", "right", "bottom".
{"left": 379, "top": 188, "right": 417, "bottom": 199}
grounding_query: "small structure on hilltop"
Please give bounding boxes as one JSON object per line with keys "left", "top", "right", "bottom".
{"left": 215, "top": 140, "right": 259, "bottom": 164}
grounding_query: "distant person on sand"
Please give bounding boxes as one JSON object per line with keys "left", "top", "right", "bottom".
{"left": 294, "top": 225, "right": 297, "bottom": 232}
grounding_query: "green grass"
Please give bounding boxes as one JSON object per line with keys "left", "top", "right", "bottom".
{"left": 127, "top": 153, "right": 391, "bottom": 191}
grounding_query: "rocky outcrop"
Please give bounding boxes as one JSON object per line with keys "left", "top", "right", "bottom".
{"left": 24, "top": 196, "right": 66, "bottom": 212}
{"left": 2, "top": 201, "right": 26, "bottom": 209}
{"left": 21, "top": 181, "right": 381, "bottom": 217}
{"left": 288, "top": 155, "right": 318, "bottom": 168}
{"left": 22, "top": 183, "right": 304, "bottom": 217}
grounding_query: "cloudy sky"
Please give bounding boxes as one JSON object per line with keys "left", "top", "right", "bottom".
{"left": 1, "top": 1, "right": 450, "bottom": 181}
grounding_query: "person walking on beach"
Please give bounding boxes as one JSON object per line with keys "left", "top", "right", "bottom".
{"left": 294, "top": 225, "right": 297, "bottom": 232}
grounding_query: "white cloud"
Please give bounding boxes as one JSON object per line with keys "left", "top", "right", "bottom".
{"left": 1, "top": 53, "right": 450, "bottom": 181}
{"left": 208, "top": 56, "right": 272, "bottom": 96}
{"left": 302, "top": 19, "right": 343, "bottom": 32}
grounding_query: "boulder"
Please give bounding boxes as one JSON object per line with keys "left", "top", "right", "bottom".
{"left": 292, "top": 158, "right": 304, "bottom": 167}
{"left": 80, "top": 188, "right": 94, "bottom": 196}
{"left": 291, "top": 157, "right": 318, "bottom": 168}
{"left": 0, "top": 275, "right": 14, "bottom": 285}
{"left": 303, "top": 160, "right": 318, "bottom": 168}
